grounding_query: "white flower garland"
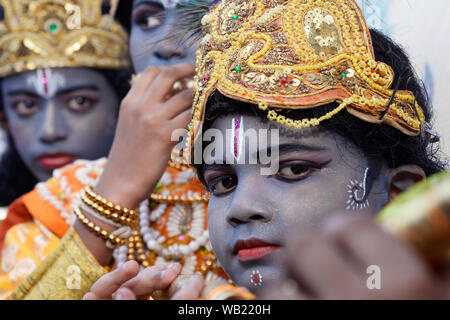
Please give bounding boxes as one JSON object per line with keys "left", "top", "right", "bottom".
{"left": 115, "top": 195, "right": 210, "bottom": 266}
{"left": 73, "top": 158, "right": 106, "bottom": 186}
{"left": 109, "top": 165, "right": 223, "bottom": 283}
{"left": 36, "top": 158, "right": 107, "bottom": 227}
{"left": 36, "top": 182, "right": 73, "bottom": 225}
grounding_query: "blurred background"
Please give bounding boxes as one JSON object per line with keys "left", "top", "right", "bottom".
{"left": 0, "top": 129, "right": 5, "bottom": 156}
{"left": 357, "top": 0, "right": 450, "bottom": 159}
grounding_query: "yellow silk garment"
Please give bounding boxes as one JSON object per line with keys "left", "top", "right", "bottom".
{"left": 0, "top": 220, "right": 60, "bottom": 299}
{"left": 7, "top": 228, "right": 107, "bottom": 300}
{"left": 0, "top": 159, "right": 108, "bottom": 299}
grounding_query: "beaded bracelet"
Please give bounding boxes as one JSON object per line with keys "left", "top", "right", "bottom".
{"left": 73, "top": 206, "right": 125, "bottom": 247}
{"left": 83, "top": 186, "right": 138, "bottom": 221}
{"left": 81, "top": 192, "right": 136, "bottom": 226}
{"left": 126, "top": 230, "right": 150, "bottom": 267}
{"left": 149, "top": 193, "right": 210, "bottom": 203}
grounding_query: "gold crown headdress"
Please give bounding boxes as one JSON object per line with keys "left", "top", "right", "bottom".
{"left": 0, "top": 0, "right": 130, "bottom": 77}
{"left": 186, "top": 0, "right": 425, "bottom": 158}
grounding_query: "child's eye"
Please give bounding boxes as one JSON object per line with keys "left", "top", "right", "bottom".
{"left": 208, "top": 175, "right": 237, "bottom": 196}
{"left": 13, "top": 99, "right": 39, "bottom": 116}
{"left": 133, "top": 6, "right": 164, "bottom": 31}
{"left": 143, "top": 16, "right": 162, "bottom": 30}
{"left": 66, "top": 96, "right": 94, "bottom": 111}
{"left": 276, "top": 162, "right": 316, "bottom": 181}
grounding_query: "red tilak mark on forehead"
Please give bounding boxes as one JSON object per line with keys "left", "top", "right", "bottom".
{"left": 41, "top": 68, "right": 49, "bottom": 96}
{"left": 234, "top": 117, "right": 240, "bottom": 158}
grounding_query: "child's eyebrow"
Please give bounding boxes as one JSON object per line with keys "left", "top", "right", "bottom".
{"left": 7, "top": 90, "right": 39, "bottom": 98}
{"left": 55, "top": 85, "right": 100, "bottom": 96}
{"left": 201, "top": 163, "right": 231, "bottom": 173}
{"left": 7, "top": 85, "right": 100, "bottom": 99}
{"left": 257, "top": 143, "right": 328, "bottom": 157}
{"left": 133, "top": 0, "right": 164, "bottom": 9}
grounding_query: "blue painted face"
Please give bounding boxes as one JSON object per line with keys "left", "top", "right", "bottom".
{"left": 200, "top": 114, "right": 390, "bottom": 294}
{"left": 2, "top": 67, "right": 119, "bottom": 181}
{"left": 130, "top": 0, "right": 199, "bottom": 72}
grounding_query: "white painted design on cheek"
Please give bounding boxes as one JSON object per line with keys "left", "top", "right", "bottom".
{"left": 26, "top": 68, "right": 67, "bottom": 98}
{"left": 250, "top": 269, "right": 263, "bottom": 287}
{"left": 346, "top": 167, "right": 370, "bottom": 210}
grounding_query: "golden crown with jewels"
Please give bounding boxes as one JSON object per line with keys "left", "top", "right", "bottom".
{"left": 186, "top": 0, "right": 425, "bottom": 158}
{"left": 0, "top": 0, "right": 130, "bottom": 77}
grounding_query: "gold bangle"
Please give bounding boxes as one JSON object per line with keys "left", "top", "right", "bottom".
{"left": 81, "top": 193, "right": 136, "bottom": 226}
{"left": 73, "top": 206, "right": 125, "bottom": 247}
{"left": 205, "top": 284, "right": 256, "bottom": 300}
{"left": 84, "top": 186, "right": 139, "bottom": 218}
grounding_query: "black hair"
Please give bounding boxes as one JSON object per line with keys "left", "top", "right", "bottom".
{"left": 0, "top": 134, "right": 36, "bottom": 206}
{"left": 196, "top": 29, "right": 447, "bottom": 181}
{"left": 114, "top": 0, "right": 133, "bottom": 33}
{"left": 0, "top": 67, "right": 132, "bottom": 206}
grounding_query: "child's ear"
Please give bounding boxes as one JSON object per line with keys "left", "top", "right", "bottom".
{"left": 387, "top": 165, "right": 426, "bottom": 200}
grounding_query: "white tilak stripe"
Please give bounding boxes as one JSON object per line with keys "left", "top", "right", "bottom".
{"left": 231, "top": 117, "right": 236, "bottom": 160}
{"left": 238, "top": 116, "right": 244, "bottom": 162}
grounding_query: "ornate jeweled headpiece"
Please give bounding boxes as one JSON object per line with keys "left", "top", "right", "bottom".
{"left": 0, "top": 0, "right": 130, "bottom": 77}
{"left": 186, "top": 0, "right": 425, "bottom": 158}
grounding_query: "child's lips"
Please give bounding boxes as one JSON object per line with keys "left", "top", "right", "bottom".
{"left": 237, "top": 245, "right": 280, "bottom": 262}
{"left": 233, "top": 238, "right": 281, "bottom": 262}
{"left": 38, "top": 153, "right": 76, "bottom": 170}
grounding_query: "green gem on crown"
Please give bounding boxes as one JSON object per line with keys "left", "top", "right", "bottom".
{"left": 232, "top": 14, "right": 239, "bottom": 20}
{"left": 150, "top": 201, "right": 157, "bottom": 208}
{"left": 340, "top": 72, "right": 347, "bottom": 79}
{"left": 235, "top": 65, "right": 242, "bottom": 73}
{"left": 156, "top": 183, "right": 163, "bottom": 189}
{"left": 49, "top": 23, "right": 59, "bottom": 33}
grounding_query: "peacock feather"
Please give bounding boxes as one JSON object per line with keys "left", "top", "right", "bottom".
{"left": 168, "top": 0, "right": 220, "bottom": 45}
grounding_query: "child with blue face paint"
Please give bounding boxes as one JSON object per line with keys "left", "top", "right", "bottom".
{"left": 0, "top": 0, "right": 132, "bottom": 206}
{"left": 0, "top": 0, "right": 235, "bottom": 300}
{"left": 83, "top": 0, "right": 449, "bottom": 300}
{"left": 3, "top": 0, "right": 449, "bottom": 301}
{"left": 130, "top": 0, "right": 200, "bottom": 70}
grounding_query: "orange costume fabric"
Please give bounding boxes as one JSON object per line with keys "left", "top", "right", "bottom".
{"left": 0, "top": 158, "right": 228, "bottom": 299}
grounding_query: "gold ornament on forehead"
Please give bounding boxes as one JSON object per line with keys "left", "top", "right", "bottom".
{"left": 186, "top": 0, "right": 425, "bottom": 160}
{"left": 0, "top": 0, "right": 130, "bottom": 77}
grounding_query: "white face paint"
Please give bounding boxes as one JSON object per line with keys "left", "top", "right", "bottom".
{"left": 159, "top": 0, "right": 184, "bottom": 9}
{"left": 346, "top": 167, "right": 370, "bottom": 210}
{"left": 26, "top": 68, "right": 67, "bottom": 98}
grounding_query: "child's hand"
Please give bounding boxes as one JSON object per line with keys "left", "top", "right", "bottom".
{"left": 260, "top": 213, "right": 449, "bottom": 300}
{"left": 94, "top": 63, "right": 194, "bottom": 209}
{"left": 83, "top": 261, "right": 205, "bottom": 300}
